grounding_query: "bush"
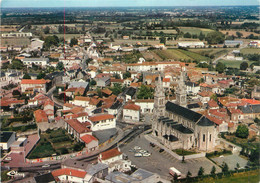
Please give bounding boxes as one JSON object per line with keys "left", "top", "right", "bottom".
{"left": 236, "top": 124, "right": 249, "bottom": 138}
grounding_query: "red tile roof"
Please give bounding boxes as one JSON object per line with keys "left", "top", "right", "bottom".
{"left": 241, "top": 98, "right": 260, "bottom": 105}
{"left": 80, "top": 134, "right": 98, "bottom": 144}
{"left": 205, "top": 115, "right": 223, "bottom": 125}
{"left": 89, "top": 114, "right": 115, "bottom": 122}
{"left": 52, "top": 168, "right": 86, "bottom": 178}
{"left": 100, "top": 148, "right": 122, "bottom": 160}
{"left": 207, "top": 100, "right": 219, "bottom": 108}
{"left": 44, "top": 99, "right": 54, "bottom": 107}
{"left": 163, "top": 78, "right": 170, "bottom": 82}
{"left": 74, "top": 96, "right": 90, "bottom": 102}
{"left": 34, "top": 109, "right": 48, "bottom": 123}
{"left": 65, "top": 119, "right": 91, "bottom": 134}
{"left": 102, "top": 88, "right": 112, "bottom": 96}
{"left": 21, "top": 79, "right": 47, "bottom": 84}
{"left": 123, "top": 103, "right": 141, "bottom": 111}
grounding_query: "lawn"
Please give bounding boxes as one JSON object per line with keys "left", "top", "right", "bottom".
{"left": 240, "top": 48, "right": 260, "bottom": 55}
{"left": 219, "top": 60, "right": 256, "bottom": 69}
{"left": 173, "top": 149, "right": 197, "bottom": 156}
{"left": 179, "top": 27, "right": 215, "bottom": 35}
{"left": 27, "top": 128, "right": 81, "bottom": 159}
{"left": 197, "top": 169, "right": 259, "bottom": 183}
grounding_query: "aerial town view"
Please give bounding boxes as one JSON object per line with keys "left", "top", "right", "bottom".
{"left": 0, "top": 0, "right": 259, "bottom": 182}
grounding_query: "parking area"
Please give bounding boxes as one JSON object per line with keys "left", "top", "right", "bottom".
{"left": 121, "top": 134, "right": 221, "bottom": 180}
{"left": 211, "top": 154, "right": 248, "bottom": 170}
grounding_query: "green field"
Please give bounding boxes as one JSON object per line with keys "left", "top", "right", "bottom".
{"left": 179, "top": 27, "right": 215, "bottom": 35}
{"left": 27, "top": 128, "right": 82, "bottom": 159}
{"left": 219, "top": 60, "right": 256, "bottom": 69}
{"left": 240, "top": 48, "right": 260, "bottom": 55}
{"left": 189, "top": 48, "right": 233, "bottom": 58}
{"left": 153, "top": 49, "right": 210, "bottom": 61}
{"left": 197, "top": 169, "right": 259, "bottom": 183}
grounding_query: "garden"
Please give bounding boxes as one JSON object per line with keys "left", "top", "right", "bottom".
{"left": 27, "top": 128, "right": 85, "bottom": 159}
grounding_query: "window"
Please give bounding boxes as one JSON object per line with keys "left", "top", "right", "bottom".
{"left": 210, "top": 134, "right": 211, "bottom": 141}
{"left": 203, "top": 134, "right": 205, "bottom": 142}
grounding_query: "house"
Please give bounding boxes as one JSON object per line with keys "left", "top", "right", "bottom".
{"left": 21, "top": 79, "right": 48, "bottom": 93}
{"left": 22, "top": 57, "right": 49, "bottom": 67}
{"left": 249, "top": 40, "right": 260, "bottom": 48}
{"left": 34, "top": 109, "right": 49, "bottom": 132}
{"left": 71, "top": 96, "right": 90, "bottom": 107}
{"left": 252, "top": 86, "right": 260, "bottom": 100}
{"left": 198, "top": 91, "right": 214, "bottom": 105}
{"left": 33, "top": 173, "right": 55, "bottom": 183}
{"left": 185, "top": 81, "right": 200, "bottom": 95}
{"left": 123, "top": 103, "right": 141, "bottom": 122}
{"left": 96, "top": 77, "right": 110, "bottom": 87}
{"left": 65, "top": 119, "right": 92, "bottom": 141}
{"left": 123, "top": 78, "right": 133, "bottom": 87}
{"left": 108, "top": 100, "right": 122, "bottom": 116}
{"left": 88, "top": 114, "right": 116, "bottom": 131}
{"left": 44, "top": 99, "right": 55, "bottom": 121}
{"left": 52, "top": 168, "right": 87, "bottom": 183}
{"left": 124, "top": 87, "right": 137, "bottom": 101}
{"left": 98, "top": 148, "right": 131, "bottom": 173}
{"left": 30, "top": 39, "right": 44, "bottom": 51}
{"left": 134, "top": 99, "right": 154, "bottom": 113}
{"left": 0, "top": 131, "right": 16, "bottom": 151}
{"left": 80, "top": 134, "right": 99, "bottom": 153}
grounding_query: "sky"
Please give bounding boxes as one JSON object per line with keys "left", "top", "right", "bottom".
{"left": 1, "top": 0, "right": 259, "bottom": 8}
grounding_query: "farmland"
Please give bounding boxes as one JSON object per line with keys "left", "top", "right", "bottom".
{"left": 240, "top": 48, "right": 260, "bottom": 55}
{"left": 220, "top": 30, "right": 260, "bottom": 38}
{"left": 189, "top": 48, "right": 233, "bottom": 58}
{"left": 179, "top": 27, "right": 215, "bottom": 35}
{"left": 219, "top": 59, "right": 256, "bottom": 69}
{"left": 153, "top": 49, "right": 210, "bottom": 61}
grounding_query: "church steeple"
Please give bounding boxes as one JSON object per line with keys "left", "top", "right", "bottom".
{"left": 153, "top": 74, "right": 165, "bottom": 118}
{"left": 176, "top": 67, "right": 187, "bottom": 107}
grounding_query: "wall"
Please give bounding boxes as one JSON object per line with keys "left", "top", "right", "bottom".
{"left": 123, "top": 109, "right": 140, "bottom": 122}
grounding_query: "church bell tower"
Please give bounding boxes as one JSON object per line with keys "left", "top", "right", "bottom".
{"left": 153, "top": 74, "right": 166, "bottom": 118}
{"left": 176, "top": 67, "right": 187, "bottom": 107}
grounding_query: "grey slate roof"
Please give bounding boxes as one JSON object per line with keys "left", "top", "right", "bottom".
{"left": 125, "top": 87, "right": 136, "bottom": 97}
{"left": 238, "top": 104, "right": 260, "bottom": 114}
{"left": 166, "top": 101, "right": 214, "bottom": 126}
{"left": 87, "top": 163, "right": 108, "bottom": 176}
{"left": 0, "top": 132, "right": 15, "bottom": 143}
{"left": 68, "top": 81, "right": 89, "bottom": 88}
{"left": 34, "top": 173, "right": 55, "bottom": 183}
{"left": 110, "top": 100, "right": 122, "bottom": 110}
{"left": 23, "top": 57, "right": 49, "bottom": 61}
{"left": 171, "top": 124, "right": 193, "bottom": 134}
{"left": 131, "top": 168, "right": 155, "bottom": 180}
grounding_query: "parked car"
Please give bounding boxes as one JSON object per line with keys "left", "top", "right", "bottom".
{"left": 150, "top": 143, "right": 155, "bottom": 147}
{"left": 134, "top": 153, "right": 142, "bottom": 157}
{"left": 139, "top": 150, "right": 147, "bottom": 154}
{"left": 134, "top": 146, "right": 141, "bottom": 150}
{"left": 159, "top": 148, "right": 164, "bottom": 153}
{"left": 142, "top": 153, "right": 151, "bottom": 157}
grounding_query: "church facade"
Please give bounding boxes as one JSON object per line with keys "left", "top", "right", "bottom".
{"left": 152, "top": 69, "right": 218, "bottom": 152}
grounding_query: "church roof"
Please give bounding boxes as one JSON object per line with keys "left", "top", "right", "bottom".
{"left": 166, "top": 101, "right": 214, "bottom": 127}
{"left": 166, "top": 101, "right": 201, "bottom": 122}
{"left": 171, "top": 124, "right": 193, "bottom": 134}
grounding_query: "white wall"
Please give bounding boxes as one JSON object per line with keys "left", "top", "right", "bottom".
{"left": 123, "top": 109, "right": 140, "bottom": 122}
{"left": 91, "top": 118, "right": 116, "bottom": 131}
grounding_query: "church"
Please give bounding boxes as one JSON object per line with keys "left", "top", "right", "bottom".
{"left": 152, "top": 68, "right": 218, "bottom": 152}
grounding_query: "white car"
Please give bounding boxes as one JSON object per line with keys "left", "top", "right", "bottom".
{"left": 139, "top": 150, "right": 147, "bottom": 154}
{"left": 134, "top": 146, "right": 141, "bottom": 150}
{"left": 134, "top": 153, "right": 143, "bottom": 157}
{"left": 142, "top": 153, "right": 151, "bottom": 157}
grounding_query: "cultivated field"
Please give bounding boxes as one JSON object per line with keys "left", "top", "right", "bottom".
{"left": 179, "top": 27, "right": 215, "bottom": 35}
{"left": 153, "top": 49, "right": 210, "bottom": 61}
{"left": 189, "top": 48, "right": 233, "bottom": 58}
{"left": 220, "top": 30, "right": 260, "bottom": 38}
{"left": 219, "top": 59, "right": 256, "bottom": 69}
{"left": 1, "top": 37, "right": 30, "bottom": 46}
{"left": 240, "top": 48, "right": 260, "bottom": 55}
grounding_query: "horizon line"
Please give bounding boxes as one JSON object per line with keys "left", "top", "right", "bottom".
{"left": 2, "top": 5, "right": 259, "bottom": 8}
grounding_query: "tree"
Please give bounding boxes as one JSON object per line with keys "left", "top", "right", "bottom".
{"left": 23, "top": 73, "right": 31, "bottom": 79}
{"left": 90, "top": 79, "right": 96, "bottom": 86}
{"left": 44, "top": 35, "right": 59, "bottom": 49}
{"left": 198, "top": 32, "right": 205, "bottom": 41}
{"left": 235, "top": 124, "right": 249, "bottom": 138}
{"left": 206, "top": 31, "right": 225, "bottom": 44}
{"left": 210, "top": 166, "right": 216, "bottom": 176}
{"left": 240, "top": 61, "right": 248, "bottom": 70}
{"left": 37, "top": 72, "right": 46, "bottom": 79}
{"left": 210, "top": 94, "right": 218, "bottom": 101}
{"left": 56, "top": 62, "right": 64, "bottom": 71}
{"left": 70, "top": 37, "right": 78, "bottom": 47}
{"left": 11, "top": 59, "right": 24, "bottom": 70}
{"left": 222, "top": 162, "right": 229, "bottom": 174}
{"left": 137, "top": 85, "right": 154, "bottom": 99}
{"left": 159, "top": 36, "right": 166, "bottom": 45}
{"left": 123, "top": 71, "right": 131, "bottom": 79}
{"left": 198, "top": 167, "right": 204, "bottom": 177}
{"left": 216, "top": 62, "right": 226, "bottom": 73}
{"left": 236, "top": 163, "right": 240, "bottom": 169}
{"left": 43, "top": 26, "right": 50, "bottom": 34}
{"left": 113, "top": 73, "right": 121, "bottom": 79}
{"left": 110, "top": 83, "right": 123, "bottom": 95}
{"left": 184, "top": 32, "right": 192, "bottom": 38}
{"left": 186, "top": 171, "right": 192, "bottom": 180}
{"left": 236, "top": 32, "right": 243, "bottom": 38}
